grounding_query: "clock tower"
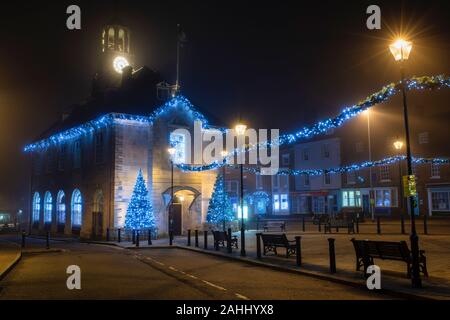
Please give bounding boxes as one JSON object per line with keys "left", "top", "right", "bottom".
{"left": 96, "top": 18, "right": 135, "bottom": 89}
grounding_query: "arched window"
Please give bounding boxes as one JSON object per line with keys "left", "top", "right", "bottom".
{"left": 101, "top": 29, "right": 106, "bottom": 52}
{"left": 93, "top": 189, "right": 104, "bottom": 213}
{"left": 108, "top": 27, "right": 115, "bottom": 50}
{"left": 32, "top": 192, "right": 41, "bottom": 223}
{"left": 71, "top": 189, "right": 83, "bottom": 227}
{"left": 118, "top": 29, "right": 125, "bottom": 52}
{"left": 44, "top": 191, "right": 53, "bottom": 223}
{"left": 57, "top": 190, "right": 66, "bottom": 225}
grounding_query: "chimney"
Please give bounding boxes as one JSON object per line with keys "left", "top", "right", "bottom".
{"left": 121, "top": 65, "right": 133, "bottom": 88}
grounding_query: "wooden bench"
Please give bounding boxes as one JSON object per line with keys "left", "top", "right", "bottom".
{"left": 351, "top": 238, "right": 428, "bottom": 278}
{"left": 263, "top": 221, "right": 286, "bottom": 232}
{"left": 212, "top": 231, "right": 238, "bottom": 250}
{"left": 324, "top": 219, "right": 355, "bottom": 234}
{"left": 260, "top": 233, "right": 296, "bottom": 258}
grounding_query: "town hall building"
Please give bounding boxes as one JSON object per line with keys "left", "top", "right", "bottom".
{"left": 26, "top": 20, "right": 219, "bottom": 239}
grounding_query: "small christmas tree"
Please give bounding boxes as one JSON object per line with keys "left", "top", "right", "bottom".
{"left": 125, "top": 170, "right": 155, "bottom": 231}
{"left": 206, "top": 174, "right": 234, "bottom": 229}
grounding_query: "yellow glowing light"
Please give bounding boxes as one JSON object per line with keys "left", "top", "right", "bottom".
{"left": 178, "top": 196, "right": 185, "bottom": 202}
{"left": 221, "top": 150, "right": 228, "bottom": 157}
{"left": 167, "top": 147, "right": 176, "bottom": 155}
{"left": 113, "top": 56, "right": 130, "bottom": 73}
{"left": 235, "top": 124, "right": 247, "bottom": 136}
{"left": 393, "top": 140, "right": 404, "bottom": 150}
{"left": 389, "top": 39, "right": 413, "bottom": 61}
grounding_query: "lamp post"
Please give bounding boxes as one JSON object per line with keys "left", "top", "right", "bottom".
{"left": 235, "top": 123, "right": 247, "bottom": 257}
{"left": 364, "top": 109, "right": 375, "bottom": 221}
{"left": 389, "top": 38, "right": 421, "bottom": 288}
{"left": 221, "top": 150, "right": 228, "bottom": 231}
{"left": 394, "top": 139, "right": 404, "bottom": 213}
{"left": 168, "top": 147, "right": 176, "bottom": 243}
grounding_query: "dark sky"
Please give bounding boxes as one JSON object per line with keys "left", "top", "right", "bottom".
{"left": 0, "top": 0, "right": 449, "bottom": 210}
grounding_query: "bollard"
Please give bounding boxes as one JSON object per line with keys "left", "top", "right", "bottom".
{"left": 106, "top": 228, "right": 110, "bottom": 242}
{"left": 401, "top": 215, "right": 405, "bottom": 234}
{"left": 356, "top": 218, "right": 359, "bottom": 233}
{"left": 148, "top": 229, "right": 152, "bottom": 245}
{"left": 46, "top": 231, "right": 50, "bottom": 249}
{"left": 318, "top": 222, "right": 321, "bottom": 232}
{"left": 118, "top": 228, "right": 121, "bottom": 243}
{"left": 377, "top": 216, "right": 381, "bottom": 234}
{"left": 21, "top": 231, "right": 26, "bottom": 248}
{"left": 328, "top": 238, "right": 336, "bottom": 273}
{"left": 132, "top": 230, "right": 136, "bottom": 244}
{"left": 187, "top": 229, "right": 191, "bottom": 246}
{"left": 295, "top": 236, "right": 302, "bottom": 266}
{"left": 256, "top": 233, "right": 262, "bottom": 259}
{"left": 195, "top": 230, "right": 199, "bottom": 247}
{"left": 302, "top": 216, "right": 305, "bottom": 232}
{"left": 227, "top": 228, "right": 232, "bottom": 253}
{"left": 424, "top": 214, "right": 428, "bottom": 235}
{"left": 136, "top": 230, "right": 140, "bottom": 247}
{"left": 204, "top": 230, "right": 208, "bottom": 249}
{"left": 169, "top": 231, "right": 173, "bottom": 246}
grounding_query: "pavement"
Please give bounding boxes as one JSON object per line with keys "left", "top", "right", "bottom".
{"left": 0, "top": 234, "right": 396, "bottom": 300}
{"left": 0, "top": 238, "right": 21, "bottom": 281}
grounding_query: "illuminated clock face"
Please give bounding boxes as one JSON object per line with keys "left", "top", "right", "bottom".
{"left": 113, "top": 56, "right": 130, "bottom": 74}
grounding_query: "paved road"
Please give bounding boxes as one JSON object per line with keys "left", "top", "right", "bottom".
{"left": 0, "top": 236, "right": 395, "bottom": 299}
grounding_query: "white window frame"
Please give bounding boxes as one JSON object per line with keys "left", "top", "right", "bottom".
{"left": 44, "top": 191, "right": 52, "bottom": 223}
{"left": 431, "top": 163, "right": 440, "bottom": 179}
{"left": 430, "top": 191, "right": 450, "bottom": 212}
{"left": 374, "top": 188, "right": 398, "bottom": 208}
{"left": 342, "top": 190, "right": 362, "bottom": 207}
{"left": 380, "top": 165, "right": 390, "bottom": 181}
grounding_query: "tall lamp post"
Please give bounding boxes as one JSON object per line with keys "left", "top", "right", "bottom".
{"left": 364, "top": 110, "right": 375, "bottom": 221}
{"left": 389, "top": 38, "right": 422, "bottom": 288}
{"left": 221, "top": 150, "right": 228, "bottom": 232}
{"left": 394, "top": 139, "right": 404, "bottom": 212}
{"left": 235, "top": 123, "right": 247, "bottom": 257}
{"left": 168, "top": 147, "right": 176, "bottom": 244}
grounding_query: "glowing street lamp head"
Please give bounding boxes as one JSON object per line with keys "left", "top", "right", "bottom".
{"left": 235, "top": 124, "right": 247, "bottom": 136}
{"left": 393, "top": 140, "right": 404, "bottom": 150}
{"left": 113, "top": 56, "right": 130, "bottom": 73}
{"left": 389, "top": 39, "right": 413, "bottom": 61}
{"left": 167, "top": 147, "right": 176, "bottom": 156}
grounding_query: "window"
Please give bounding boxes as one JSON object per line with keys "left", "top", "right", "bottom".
{"left": 225, "top": 181, "right": 238, "bottom": 196}
{"left": 282, "top": 154, "right": 290, "bottom": 166}
{"left": 108, "top": 27, "right": 115, "bottom": 49}
{"left": 71, "top": 189, "right": 83, "bottom": 227}
{"left": 313, "top": 197, "right": 325, "bottom": 213}
{"left": 256, "top": 199, "right": 267, "bottom": 214}
{"left": 380, "top": 165, "right": 390, "bottom": 181}
{"left": 418, "top": 132, "right": 429, "bottom": 144}
{"left": 431, "top": 163, "right": 440, "bottom": 178}
{"left": 346, "top": 171, "right": 356, "bottom": 184}
{"left": 431, "top": 191, "right": 449, "bottom": 211}
{"left": 342, "top": 190, "right": 361, "bottom": 207}
{"left": 118, "top": 29, "right": 125, "bottom": 52}
{"left": 170, "top": 132, "right": 186, "bottom": 164}
{"left": 322, "top": 144, "right": 330, "bottom": 158}
{"left": 73, "top": 140, "right": 81, "bottom": 169}
{"left": 57, "top": 190, "right": 66, "bottom": 225}
{"left": 303, "top": 174, "right": 310, "bottom": 186}
{"left": 273, "top": 194, "right": 280, "bottom": 212}
{"left": 95, "top": 133, "right": 104, "bottom": 164}
{"left": 375, "top": 188, "right": 398, "bottom": 207}
{"left": 355, "top": 142, "right": 364, "bottom": 153}
{"left": 57, "top": 145, "right": 66, "bottom": 171}
{"left": 280, "top": 194, "right": 289, "bottom": 211}
{"left": 324, "top": 171, "right": 331, "bottom": 185}
{"left": 32, "top": 192, "right": 41, "bottom": 223}
{"left": 255, "top": 174, "right": 263, "bottom": 190}
{"left": 44, "top": 191, "right": 52, "bottom": 223}
{"left": 302, "top": 149, "right": 309, "bottom": 161}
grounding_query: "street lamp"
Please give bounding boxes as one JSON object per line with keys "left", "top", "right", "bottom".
{"left": 235, "top": 123, "right": 247, "bottom": 257}
{"left": 363, "top": 109, "right": 375, "bottom": 221}
{"left": 168, "top": 147, "right": 176, "bottom": 245}
{"left": 389, "top": 38, "right": 422, "bottom": 288}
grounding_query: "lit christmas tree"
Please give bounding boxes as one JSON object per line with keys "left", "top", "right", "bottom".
{"left": 125, "top": 170, "right": 155, "bottom": 230}
{"left": 206, "top": 174, "right": 234, "bottom": 229}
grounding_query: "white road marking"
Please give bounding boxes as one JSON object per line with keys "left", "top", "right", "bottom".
{"left": 202, "top": 280, "right": 227, "bottom": 291}
{"left": 235, "top": 293, "right": 250, "bottom": 300}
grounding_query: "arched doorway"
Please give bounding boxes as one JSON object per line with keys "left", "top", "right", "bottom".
{"left": 162, "top": 186, "right": 201, "bottom": 235}
{"left": 92, "top": 189, "right": 104, "bottom": 239}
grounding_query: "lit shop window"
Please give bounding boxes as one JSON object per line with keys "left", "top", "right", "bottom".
{"left": 342, "top": 190, "right": 361, "bottom": 207}
{"left": 32, "top": 192, "right": 41, "bottom": 222}
{"left": 44, "top": 191, "right": 53, "bottom": 223}
{"left": 71, "top": 189, "right": 83, "bottom": 227}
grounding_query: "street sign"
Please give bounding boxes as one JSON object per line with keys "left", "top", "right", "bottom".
{"left": 402, "top": 175, "right": 417, "bottom": 197}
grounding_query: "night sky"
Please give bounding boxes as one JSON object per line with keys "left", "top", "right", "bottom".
{"left": 0, "top": 0, "right": 449, "bottom": 210}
